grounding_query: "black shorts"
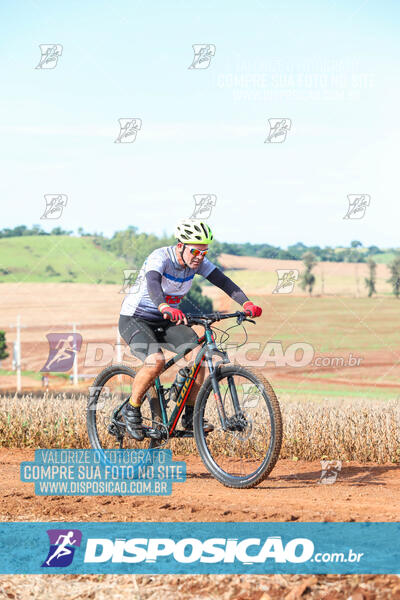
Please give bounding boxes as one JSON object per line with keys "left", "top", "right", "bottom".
{"left": 119, "top": 314, "right": 199, "bottom": 362}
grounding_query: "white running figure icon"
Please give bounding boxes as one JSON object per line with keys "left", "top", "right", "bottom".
{"left": 46, "top": 531, "right": 77, "bottom": 565}
{"left": 46, "top": 335, "right": 76, "bottom": 370}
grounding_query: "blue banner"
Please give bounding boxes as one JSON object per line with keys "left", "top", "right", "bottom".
{"left": 0, "top": 522, "right": 399, "bottom": 574}
{"left": 20, "top": 449, "right": 186, "bottom": 496}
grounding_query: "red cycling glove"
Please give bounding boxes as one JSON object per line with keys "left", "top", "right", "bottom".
{"left": 243, "top": 301, "right": 262, "bottom": 318}
{"left": 158, "top": 303, "right": 187, "bottom": 324}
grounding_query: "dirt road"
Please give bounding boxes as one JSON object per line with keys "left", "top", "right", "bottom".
{"left": 2, "top": 449, "right": 399, "bottom": 522}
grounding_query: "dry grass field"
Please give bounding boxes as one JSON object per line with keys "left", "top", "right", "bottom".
{"left": 1, "top": 573, "right": 400, "bottom": 599}
{"left": 1, "top": 392, "right": 399, "bottom": 463}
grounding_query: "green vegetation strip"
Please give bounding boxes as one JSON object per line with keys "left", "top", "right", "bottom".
{"left": 0, "top": 369, "right": 69, "bottom": 380}
{"left": 275, "top": 381, "right": 397, "bottom": 400}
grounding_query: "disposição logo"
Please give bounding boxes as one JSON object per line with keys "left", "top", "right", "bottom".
{"left": 41, "top": 529, "right": 82, "bottom": 568}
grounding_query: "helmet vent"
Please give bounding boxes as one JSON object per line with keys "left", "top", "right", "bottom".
{"left": 200, "top": 222, "right": 209, "bottom": 237}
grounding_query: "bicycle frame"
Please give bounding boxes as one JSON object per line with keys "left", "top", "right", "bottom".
{"left": 153, "top": 325, "right": 230, "bottom": 435}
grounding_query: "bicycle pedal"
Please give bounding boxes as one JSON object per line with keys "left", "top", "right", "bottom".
{"left": 182, "top": 430, "right": 194, "bottom": 438}
{"left": 144, "top": 428, "right": 163, "bottom": 440}
{"left": 173, "top": 429, "right": 194, "bottom": 438}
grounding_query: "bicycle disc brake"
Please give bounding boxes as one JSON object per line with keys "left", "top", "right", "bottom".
{"left": 225, "top": 412, "right": 253, "bottom": 441}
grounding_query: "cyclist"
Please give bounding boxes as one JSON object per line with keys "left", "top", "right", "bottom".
{"left": 118, "top": 219, "right": 262, "bottom": 440}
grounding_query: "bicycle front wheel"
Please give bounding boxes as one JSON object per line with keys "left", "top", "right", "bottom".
{"left": 194, "top": 365, "right": 282, "bottom": 488}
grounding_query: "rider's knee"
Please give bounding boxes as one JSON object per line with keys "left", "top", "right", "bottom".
{"left": 144, "top": 352, "right": 165, "bottom": 372}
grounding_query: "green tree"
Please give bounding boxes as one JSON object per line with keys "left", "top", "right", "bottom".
{"left": 387, "top": 255, "right": 400, "bottom": 298}
{"left": 287, "top": 242, "right": 307, "bottom": 259}
{"left": 364, "top": 258, "right": 377, "bottom": 297}
{"left": 348, "top": 248, "right": 365, "bottom": 263}
{"left": 351, "top": 240, "right": 363, "bottom": 248}
{"left": 299, "top": 252, "right": 317, "bottom": 296}
{"left": 0, "top": 331, "right": 9, "bottom": 360}
{"left": 51, "top": 226, "right": 73, "bottom": 236}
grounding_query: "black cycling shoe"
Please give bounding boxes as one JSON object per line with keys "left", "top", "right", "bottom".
{"left": 122, "top": 403, "right": 145, "bottom": 441}
{"left": 182, "top": 406, "right": 214, "bottom": 433}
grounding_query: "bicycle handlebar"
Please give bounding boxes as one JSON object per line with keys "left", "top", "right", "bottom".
{"left": 185, "top": 311, "right": 256, "bottom": 326}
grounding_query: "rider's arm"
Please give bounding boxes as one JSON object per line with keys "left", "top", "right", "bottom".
{"left": 146, "top": 270, "right": 186, "bottom": 322}
{"left": 145, "top": 270, "right": 166, "bottom": 309}
{"left": 204, "top": 267, "right": 249, "bottom": 306}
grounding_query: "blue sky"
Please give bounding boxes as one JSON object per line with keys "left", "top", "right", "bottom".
{"left": 0, "top": 0, "right": 399, "bottom": 247}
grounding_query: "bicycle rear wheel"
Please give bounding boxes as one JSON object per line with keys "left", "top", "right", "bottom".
{"left": 194, "top": 365, "right": 282, "bottom": 488}
{"left": 87, "top": 363, "right": 166, "bottom": 451}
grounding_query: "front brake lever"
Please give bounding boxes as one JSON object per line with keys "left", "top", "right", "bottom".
{"left": 237, "top": 313, "right": 256, "bottom": 325}
{"left": 237, "top": 312, "right": 256, "bottom": 325}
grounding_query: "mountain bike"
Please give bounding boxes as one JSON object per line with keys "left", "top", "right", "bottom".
{"left": 87, "top": 311, "right": 282, "bottom": 489}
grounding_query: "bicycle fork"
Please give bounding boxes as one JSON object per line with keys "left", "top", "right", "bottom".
{"left": 204, "top": 334, "right": 237, "bottom": 431}
{"left": 205, "top": 343, "right": 246, "bottom": 432}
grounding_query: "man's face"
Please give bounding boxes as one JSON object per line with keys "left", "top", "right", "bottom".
{"left": 177, "top": 242, "right": 208, "bottom": 268}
